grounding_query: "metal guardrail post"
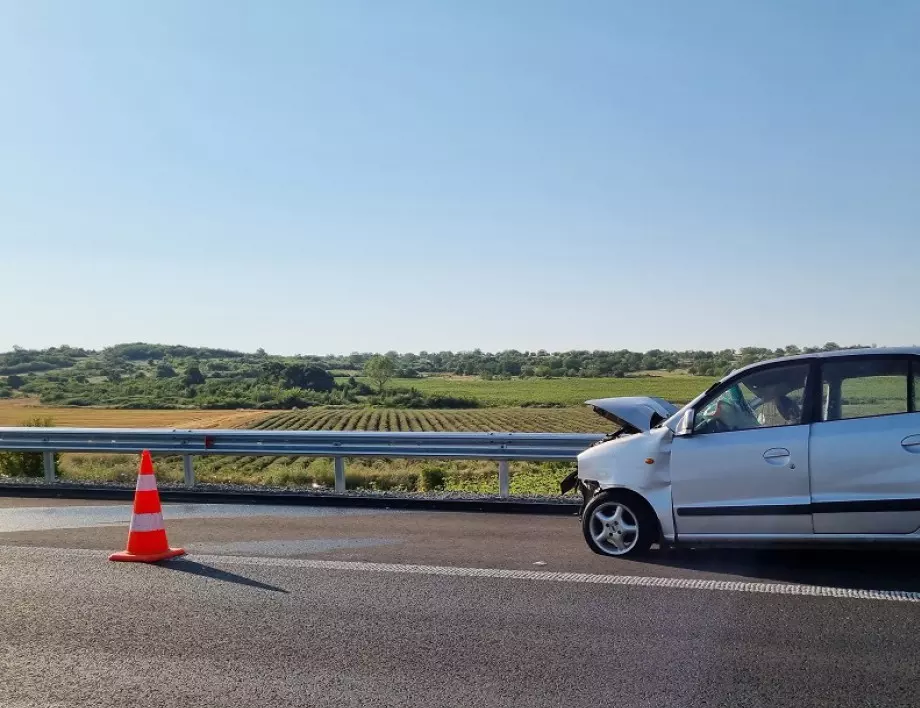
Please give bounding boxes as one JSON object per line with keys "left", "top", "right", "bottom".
{"left": 43, "top": 451, "right": 55, "bottom": 483}
{"left": 498, "top": 460, "right": 510, "bottom": 498}
{"left": 334, "top": 457, "right": 346, "bottom": 493}
{"left": 183, "top": 455, "right": 195, "bottom": 488}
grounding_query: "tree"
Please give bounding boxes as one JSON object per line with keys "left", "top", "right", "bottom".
{"left": 184, "top": 365, "right": 206, "bottom": 386}
{"left": 261, "top": 361, "right": 285, "bottom": 382}
{"left": 6, "top": 374, "right": 24, "bottom": 389}
{"left": 156, "top": 363, "right": 177, "bottom": 379}
{"left": 282, "top": 364, "right": 334, "bottom": 392}
{"left": 364, "top": 355, "right": 395, "bottom": 393}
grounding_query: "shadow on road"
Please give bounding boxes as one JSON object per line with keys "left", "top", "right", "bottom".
{"left": 642, "top": 546, "right": 920, "bottom": 592}
{"left": 158, "top": 558, "right": 289, "bottom": 594}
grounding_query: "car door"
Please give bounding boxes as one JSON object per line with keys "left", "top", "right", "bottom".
{"left": 670, "top": 361, "right": 814, "bottom": 537}
{"left": 810, "top": 355, "right": 920, "bottom": 534}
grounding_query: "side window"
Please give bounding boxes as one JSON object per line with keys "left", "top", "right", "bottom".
{"left": 914, "top": 362, "right": 919, "bottom": 412}
{"left": 693, "top": 364, "right": 810, "bottom": 434}
{"left": 820, "top": 359, "right": 909, "bottom": 421}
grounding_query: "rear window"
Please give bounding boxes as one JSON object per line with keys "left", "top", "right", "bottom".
{"left": 821, "top": 358, "right": 909, "bottom": 421}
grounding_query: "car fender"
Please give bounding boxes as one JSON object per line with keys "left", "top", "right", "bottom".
{"left": 577, "top": 427, "right": 676, "bottom": 541}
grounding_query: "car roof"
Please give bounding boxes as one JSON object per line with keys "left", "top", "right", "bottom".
{"left": 728, "top": 347, "right": 920, "bottom": 379}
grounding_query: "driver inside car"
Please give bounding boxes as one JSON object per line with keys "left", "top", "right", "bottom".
{"left": 702, "top": 385, "right": 759, "bottom": 431}
{"left": 754, "top": 384, "right": 801, "bottom": 427}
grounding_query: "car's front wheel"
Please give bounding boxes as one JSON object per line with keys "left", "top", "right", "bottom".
{"left": 582, "top": 491, "right": 657, "bottom": 557}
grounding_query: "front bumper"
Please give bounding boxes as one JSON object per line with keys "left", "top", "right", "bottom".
{"left": 560, "top": 471, "right": 599, "bottom": 517}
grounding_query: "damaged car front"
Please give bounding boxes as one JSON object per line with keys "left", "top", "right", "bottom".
{"left": 561, "top": 396, "right": 683, "bottom": 556}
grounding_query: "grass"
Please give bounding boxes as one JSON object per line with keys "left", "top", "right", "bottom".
{"left": 354, "top": 374, "right": 715, "bottom": 406}
{"left": 54, "top": 453, "right": 576, "bottom": 497}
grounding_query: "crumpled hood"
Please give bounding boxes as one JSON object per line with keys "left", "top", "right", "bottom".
{"left": 586, "top": 396, "right": 679, "bottom": 434}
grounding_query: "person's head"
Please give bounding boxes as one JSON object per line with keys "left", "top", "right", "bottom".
{"left": 757, "top": 384, "right": 782, "bottom": 402}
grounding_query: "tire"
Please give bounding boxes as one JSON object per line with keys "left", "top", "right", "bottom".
{"left": 581, "top": 490, "right": 658, "bottom": 557}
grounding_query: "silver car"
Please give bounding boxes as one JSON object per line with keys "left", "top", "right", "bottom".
{"left": 572, "top": 347, "right": 920, "bottom": 556}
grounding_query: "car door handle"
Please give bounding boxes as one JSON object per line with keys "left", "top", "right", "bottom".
{"left": 763, "top": 448, "right": 790, "bottom": 459}
{"left": 763, "top": 448, "right": 791, "bottom": 466}
{"left": 901, "top": 435, "right": 920, "bottom": 453}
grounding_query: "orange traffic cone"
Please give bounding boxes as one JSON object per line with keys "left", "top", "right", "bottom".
{"left": 109, "top": 450, "right": 186, "bottom": 563}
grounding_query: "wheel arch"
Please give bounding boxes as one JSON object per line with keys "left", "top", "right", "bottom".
{"left": 591, "top": 486, "right": 663, "bottom": 545}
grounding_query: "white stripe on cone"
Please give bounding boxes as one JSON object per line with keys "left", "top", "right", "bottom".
{"left": 135, "top": 475, "right": 158, "bottom": 491}
{"left": 129, "top": 512, "right": 164, "bottom": 533}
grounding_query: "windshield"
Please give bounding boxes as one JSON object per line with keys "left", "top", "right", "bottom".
{"left": 659, "top": 377, "right": 730, "bottom": 430}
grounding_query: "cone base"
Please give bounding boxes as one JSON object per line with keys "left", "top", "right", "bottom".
{"left": 109, "top": 547, "right": 186, "bottom": 563}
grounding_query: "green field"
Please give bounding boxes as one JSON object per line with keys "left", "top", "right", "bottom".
{"left": 351, "top": 374, "right": 716, "bottom": 407}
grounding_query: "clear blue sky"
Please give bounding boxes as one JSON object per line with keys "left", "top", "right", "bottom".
{"left": 1, "top": 1, "right": 917, "bottom": 355}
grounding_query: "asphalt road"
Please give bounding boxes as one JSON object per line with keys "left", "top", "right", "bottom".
{"left": 2, "top": 498, "right": 920, "bottom": 707}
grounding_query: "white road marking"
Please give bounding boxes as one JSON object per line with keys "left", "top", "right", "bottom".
{"left": 188, "top": 553, "right": 920, "bottom": 604}
{"left": 2, "top": 546, "right": 917, "bottom": 603}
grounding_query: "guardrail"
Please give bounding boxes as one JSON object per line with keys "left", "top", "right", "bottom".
{"left": 0, "top": 427, "right": 605, "bottom": 497}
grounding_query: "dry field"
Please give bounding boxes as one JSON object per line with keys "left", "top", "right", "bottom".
{"left": 0, "top": 398, "right": 271, "bottom": 429}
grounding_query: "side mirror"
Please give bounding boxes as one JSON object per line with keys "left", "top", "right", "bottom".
{"left": 675, "top": 408, "right": 695, "bottom": 436}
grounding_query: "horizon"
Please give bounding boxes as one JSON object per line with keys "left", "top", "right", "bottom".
{"left": 2, "top": 2, "right": 917, "bottom": 353}
{"left": 0, "top": 339, "right": 899, "bottom": 359}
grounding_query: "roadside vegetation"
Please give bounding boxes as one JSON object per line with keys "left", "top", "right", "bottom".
{"left": 50, "top": 454, "right": 578, "bottom": 497}
{"left": 0, "top": 416, "right": 57, "bottom": 478}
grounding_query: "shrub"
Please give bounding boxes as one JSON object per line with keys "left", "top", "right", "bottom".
{"left": 347, "top": 470, "right": 419, "bottom": 492}
{"left": 418, "top": 466, "right": 445, "bottom": 491}
{"left": 0, "top": 417, "right": 59, "bottom": 478}
{"left": 373, "top": 388, "right": 426, "bottom": 408}
{"left": 422, "top": 395, "right": 480, "bottom": 409}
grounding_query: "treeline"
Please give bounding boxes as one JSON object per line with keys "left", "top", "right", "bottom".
{"left": 0, "top": 341, "right": 872, "bottom": 408}
{"left": 383, "top": 342, "right": 868, "bottom": 378}
{"left": 0, "top": 341, "right": 870, "bottom": 379}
